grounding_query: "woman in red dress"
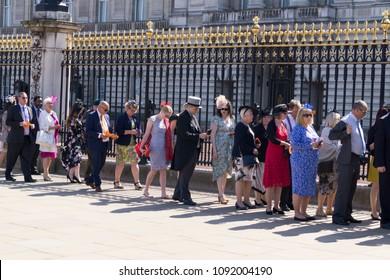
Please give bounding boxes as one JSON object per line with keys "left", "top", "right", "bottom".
{"left": 263, "top": 104, "right": 291, "bottom": 215}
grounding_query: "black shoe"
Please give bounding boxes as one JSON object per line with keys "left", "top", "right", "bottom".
{"left": 5, "top": 175, "right": 16, "bottom": 181}
{"left": 25, "top": 178, "right": 37, "bottom": 183}
{"left": 280, "top": 205, "right": 290, "bottom": 212}
{"left": 273, "top": 207, "right": 285, "bottom": 215}
{"left": 294, "top": 216, "right": 309, "bottom": 222}
{"left": 183, "top": 199, "right": 197, "bottom": 206}
{"left": 85, "top": 181, "right": 96, "bottom": 189}
{"left": 172, "top": 196, "right": 184, "bottom": 202}
{"left": 265, "top": 210, "right": 273, "bottom": 215}
{"left": 347, "top": 217, "right": 362, "bottom": 223}
{"left": 287, "top": 203, "right": 294, "bottom": 210}
{"left": 371, "top": 214, "right": 381, "bottom": 221}
{"left": 243, "top": 201, "right": 256, "bottom": 209}
{"left": 95, "top": 186, "right": 102, "bottom": 192}
{"left": 67, "top": 174, "right": 76, "bottom": 183}
{"left": 254, "top": 200, "right": 264, "bottom": 207}
{"left": 235, "top": 202, "right": 248, "bottom": 210}
{"left": 260, "top": 199, "right": 267, "bottom": 206}
{"left": 73, "top": 176, "right": 83, "bottom": 184}
{"left": 333, "top": 219, "right": 350, "bottom": 226}
{"left": 305, "top": 215, "right": 316, "bottom": 221}
{"left": 31, "top": 170, "right": 41, "bottom": 175}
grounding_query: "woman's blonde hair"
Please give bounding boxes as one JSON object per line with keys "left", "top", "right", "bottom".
{"left": 161, "top": 104, "right": 173, "bottom": 115}
{"left": 296, "top": 108, "right": 314, "bottom": 126}
{"left": 125, "top": 100, "right": 139, "bottom": 111}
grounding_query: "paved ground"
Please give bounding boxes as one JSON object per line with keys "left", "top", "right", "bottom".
{"left": 1, "top": 172, "right": 389, "bottom": 260}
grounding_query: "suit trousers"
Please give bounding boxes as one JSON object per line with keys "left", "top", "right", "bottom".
{"left": 6, "top": 136, "right": 34, "bottom": 179}
{"left": 332, "top": 155, "right": 360, "bottom": 222}
{"left": 31, "top": 143, "right": 40, "bottom": 172}
{"left": 173, "top": 150, "right": 198, "bottom": 200}
{"left": 88, "top": 143, "right": 108, "bottom": 187}
{"left": 379, "top": 171, "right": 390, "bottom": 226}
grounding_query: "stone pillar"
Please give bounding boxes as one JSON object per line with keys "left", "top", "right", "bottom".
{"left": 247, "top": 0, "right": 266, "bottom": 9}
{"left": 21, "top": 8, "right": 82, "bottom": 119}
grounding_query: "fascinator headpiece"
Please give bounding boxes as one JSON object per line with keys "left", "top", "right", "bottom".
{"left": 215, "top": 95, "right": 228, "bottom": 110}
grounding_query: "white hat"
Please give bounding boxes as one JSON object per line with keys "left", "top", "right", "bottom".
{"left": 187, "top": 96, "right": 202, "bottom": 108}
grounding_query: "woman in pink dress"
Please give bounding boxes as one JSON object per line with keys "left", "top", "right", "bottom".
{"left": 263, "top": 104, "right": 291, "bottom": 215}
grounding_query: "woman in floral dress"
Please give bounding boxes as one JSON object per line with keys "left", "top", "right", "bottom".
{"left": 210, "top": 96, "right": 235, "bottom": 204}
{"left": 61, "top": 101, "right": 85, "bottom": 183}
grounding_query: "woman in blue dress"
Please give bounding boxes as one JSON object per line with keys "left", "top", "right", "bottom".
{"left": 290, "top": 107, "right": 322, "bottom": 221}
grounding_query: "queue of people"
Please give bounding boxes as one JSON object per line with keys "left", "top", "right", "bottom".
{"left": 1, "top": 92, "right": 388, "bottom": 229}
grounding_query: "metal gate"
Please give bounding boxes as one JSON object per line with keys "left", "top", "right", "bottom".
{"left": 60, "top": 14, "right": 390, "bottom": 178}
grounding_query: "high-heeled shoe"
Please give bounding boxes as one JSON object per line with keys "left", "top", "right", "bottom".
{"left": 73, "top": 176, "right": 83, "bottom": 184}
{"left": 243, "top": 201, "right": 256, "bottom": 209}
{"left": 235, "top": 202, "right": 248, "bottom": 210}
{"left": 67, "top": 174, "right": 76, "bottom": 183}
{"left": 265, "top": 209, "right": 273, "bottom": 215}
{"left": 371, "top": 214, "right": 381, "bottom": 221}
{"left": 43, "top": 175, "right": 53, "bottom": 182}
{"left": 218, "top": 195, "right": 228, "bottom": 204}
{"left": 272, "top": 207, "right": 285, "bottom": 215}
{"left": 254, "top": 200, "right": 264, "bottom": 207}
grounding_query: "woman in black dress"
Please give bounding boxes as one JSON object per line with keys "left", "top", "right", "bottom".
{"left": 61, "top": 101, "right": 85, "bottom": 183}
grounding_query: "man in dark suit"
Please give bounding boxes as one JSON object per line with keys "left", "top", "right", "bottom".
{"left": 329, "top": 100, "right": 368, "bottom": 226}
{"left": 5, "top": 92, "right": 37, "bottom": 182}
{"left": 85, "top": 100, "right": 111, "bottom": 192}
{"left": 30, "top": 95, "right": 42, "bottom": 175}
{"left": 172, "top": 96, "right": 208, "bottom": 206}
{"left": 374, "top": 111, "right": 390, "bottom": 229}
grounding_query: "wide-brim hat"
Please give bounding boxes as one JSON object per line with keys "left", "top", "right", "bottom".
{"left": 238, "top": 105, "right": 259, "bottom": 117}
{"left": 187, "top": 96, "right": 202, "bottom": 108}
{"left": 260, "top": 107, "right": 272, "bottom": 118}
{"left": 272, "top": 104, "right": 288, "bottom": 116}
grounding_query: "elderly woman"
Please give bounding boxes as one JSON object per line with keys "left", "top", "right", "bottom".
{"left": 316, "top": 111, "right": 342, "bottom": 217}
{"left": 210, "top": 95, "right": 235, "bottom": 204}
{"left": 232, "top": 105, "right": 259, "bottom": 210}
{"left": 114, "top": 100, "right": 142, "bottom": 190}
{"left": 139, "top": 103, "right": 173, "bottom": 198}
{"left": 263, "top": 104, "right": 291, "bottom": 215}
{"left": 252, "top": 108, "right": 272, "bottom": 207}
{"left": 61, "top": 101, "right": 85, "bottom": 183}
{"left": 290, "top": 106, "right": 322, "bottom": 221}
{"left": 39, "top": 97, "right": 61, "bottom": 181}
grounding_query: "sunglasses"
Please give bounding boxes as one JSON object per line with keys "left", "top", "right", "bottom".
{"left": 220, "top": 108, "right": 229, "bottom": 111}
{"left": 20, "top": 97, "right": 28, "bottom": 99}
{"left": 303, "top": 114, "right": 313, "bottom": 118}
{"left": 358, "top": 108, "right": 367, "bottom": 114}
{"left": 101, "top": 106, "right": 109, "bottom": 112}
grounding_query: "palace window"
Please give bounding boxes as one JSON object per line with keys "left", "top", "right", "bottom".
{"left": 3, "top": 0, "right": 12, "bottom": 27}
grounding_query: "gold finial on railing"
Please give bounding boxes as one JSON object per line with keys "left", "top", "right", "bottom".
{"left": 301, "top": 23, "right": 306, "bottom": 43}
{"left": 293, "top": 23, "right": 298, "bottom": 43}
{"left": 345, "top": 21, "right": 351, "bottom": 42}
{"left": 222, "top": 26, "right": 227, "bottom": 44}
{"left": 146, "top": 20, "right": 154, "bottom": 46}
{"left": 244, "top": 25, "right": 250, "bottom": 44}
{"left": 261, "top": 24, "right": 266, "bottom": 43}
{"left": 309, "top": 23, "right": 315, "bottom": 43}
{"left": 229, "top": 26, "right": 235, "bottom": 44}
{"left": 335, "top": 22, "right": 342, "bottom": 42}
{"left": 285, "top": 24, "right": 291, "bottom": 43}
{"left": 373, "top": 20, "right": 378, "bottom": 41}
{"left": 194, "top": 27, "right": 199, "bottom": 45}
{"left": 167, "top": 28, "right": 171, "bottom": 46}
{"left": 363, "top": 21, "right": 369, "bottom": 41}
{"left": 269, "top": 24, "right": 274, "bottom": 43}
{"left": 215, "top": 26, "right": 220, "bottom": 45}
{"left": 160, "top": 28, "right": 165, "bottom": 46}
{"left": 353, "top": 22, "right": 360, "bottom": 42}
{"left": 277, "top": 24, "right": 282, "bottom": 43}
{"left": 251, "top": 16, "right": 260, "bottom": 44}
{"left": 180, "top": 28, "right": 186, "bottom": 45}
{"left": 318, "top": 22, "right": 324, "bottom": 42}
{"left": 381, "top": 10, "right": 390, "bottom": 41}
{"left": 174, "top": 28, "right": 178, "bottom": 45}
{"left": 327, "top": 22, "right": 333, "bottom": 42}
{"left": 201, "top": 27, "right": 206, "bottom": 45}
{"left": 237, "top": 25, "right": 242, "bottom": 44}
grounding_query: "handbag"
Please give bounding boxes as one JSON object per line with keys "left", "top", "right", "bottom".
{"left": 317, "top": 160, "right": 334, "bottom": 174}
{"left": 242, "top": 154, "right": 259, "bottom": 167}
{"left": 135, "top": 142, "right": 150, "bottom": 157}
{"left": 36, "top": 130, "right": 54, "bottom": 147}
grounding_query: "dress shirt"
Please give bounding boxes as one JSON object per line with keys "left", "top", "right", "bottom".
{"left": 19, "top": 104, "right": 30, "bottom": 136}
{"left": 341, "top": 112, "right": 366, "bottom": 156}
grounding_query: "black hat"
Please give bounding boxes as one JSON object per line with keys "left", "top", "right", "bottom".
{"left": 260, "top": 107, "right": 272, "bottom": 118}
{"left": 272, "top": 104, "right": 288, "bottom": 117}
{"left": 238, "top": 105, "right": 259, "bottom": 117}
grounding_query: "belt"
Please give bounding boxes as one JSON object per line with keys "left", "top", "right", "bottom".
{"left": 351, "top": 153, "right": 360, "bottom": 157}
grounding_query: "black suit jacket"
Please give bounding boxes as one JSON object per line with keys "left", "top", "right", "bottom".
{"left": 6, "top": 105, "right": 36, "bottom": 144}
{"left": 374, "top": 113, "right": 390, "bottom": 168}
{"left": 173, "top": 110, "right": 201, "bottom": 171}
{"left": 31, "top": 105, "right": 41, "bottom": 138}
{"left": 329, "top": 120, "right": 353, "bottom": 164}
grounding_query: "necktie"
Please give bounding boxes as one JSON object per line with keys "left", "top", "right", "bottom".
{"left": 356, "top": 120, "right": 366, "bottom": 156}
{"left": 100, "top": 114, "right": 108, "bottom": 133}
{"left": 22, "top": 107, "right": 29, "bottom": 135}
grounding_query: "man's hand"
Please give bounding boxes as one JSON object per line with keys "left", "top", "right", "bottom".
{"left": 199, "top": 132, "right": 208, "bottom": 140}
{"left": 377, "top": 166, "right": 386, "bottom": 173}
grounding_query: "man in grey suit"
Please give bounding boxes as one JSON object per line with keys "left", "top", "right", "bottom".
{"left": 329, "top": 100, "right": 368, "bottom": 225}
{"left": 5, "top": 92, "right": 37, "bottom": 182}
{"left": 172, "top": 96, "right": 208, "bottom": 206}
{"left": 374, "top": 110, "right": 390, "bottom": 229}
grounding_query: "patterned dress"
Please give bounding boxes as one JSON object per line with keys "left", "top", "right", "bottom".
{"left": 211, "top": 115, "right": 235, "bottom": 181}
{"left": 149, "top": 115, "right": 168, "bottom": 170}
{"left": 61, "top": 118, "right": 83, "bottom": 171}
{"left": 290, "top": 124, "right": 319, "bottom": 196}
